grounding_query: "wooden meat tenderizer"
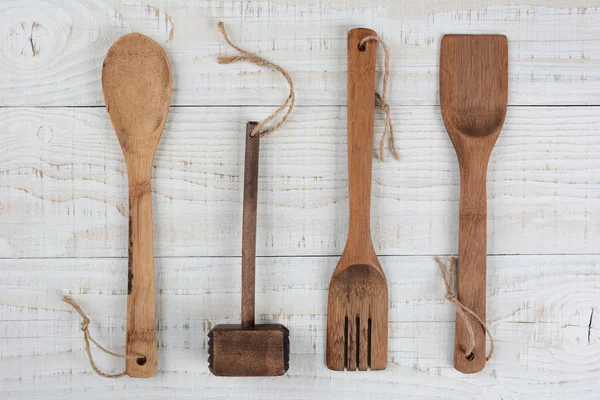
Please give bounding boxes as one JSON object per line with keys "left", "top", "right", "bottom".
{"left": 208, "top": 122, "right": 290, "bottom": 377}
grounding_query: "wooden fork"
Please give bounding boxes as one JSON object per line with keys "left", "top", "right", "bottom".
{"left": 326, "top": 28, "right": 388, "bottom": 371}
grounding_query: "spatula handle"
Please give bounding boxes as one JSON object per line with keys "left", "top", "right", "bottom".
{"left": 125, "top": 169, "right": 157, "bottom": 377}
{"left": 455, "top": 161, "right": 488, "bottom": 373}
{"left": 346, "top": 28, "right": 377, "bottom": 255}
{"left": 241, "top": 122, "right": 260, "bottom": 328}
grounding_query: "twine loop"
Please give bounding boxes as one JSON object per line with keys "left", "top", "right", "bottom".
{"left": 217, "top": 21, "right": 295, "bottom": 138}
{"left": 63, "top": 295, "right": 143, "bottom": 378}
{"left": 359, "top": 35, "right": 399, "bottom": 162}
{"left": 435, "top": 257, "right": 495, "bottom": 362}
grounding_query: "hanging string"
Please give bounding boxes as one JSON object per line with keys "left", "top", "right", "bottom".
{"left": 358, "top": 35, "right": 399, "bottom": 162}
{"left": 63, "top": 296, "right": 143, "bottom": 378}
{"left": 217, "top": 21, "right": 295, "bottom": 138}
{"left": 434, "top": 257, "right": 495, "bottom": 361}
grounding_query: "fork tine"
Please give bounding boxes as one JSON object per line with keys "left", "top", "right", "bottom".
{"left": 346, "top": 315, "right": 357, "bottom": 371}
{"left": 369, "top": 301, "right": 388, "bottom": 370}
{"left": 358, "top": 314, "right": 369, "bottom": 371}
{"left": 326, "top": 306, "right": 346, "bottom": 371}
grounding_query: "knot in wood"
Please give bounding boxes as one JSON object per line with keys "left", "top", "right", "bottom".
{"left": 130, "top": 181, "right": 151, "bottom": 198}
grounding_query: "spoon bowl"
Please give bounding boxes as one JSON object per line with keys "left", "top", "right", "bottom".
{"left": 103, "top": 33, "right": 172, "bottom": 152}
{"left": 440, "top": 34, "right": 508, "bottom": 142}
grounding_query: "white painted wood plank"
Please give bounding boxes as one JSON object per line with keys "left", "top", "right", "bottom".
{"left": 1, "top": 255, "right": 598, "bottom": 398}
{"left": 2, "top": 0, "right": 600, "bottom": 106}
{"left": 0, "top": 106, "right": 597, "bottom": 258}
{"left": 1, "top": 1, "right": 598, "bottom": 398}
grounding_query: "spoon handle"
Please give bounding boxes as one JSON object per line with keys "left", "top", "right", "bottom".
{"left": 345, "top": 28, "right": 377, "bottom": 257}
{"left": 125, "top": 170, "right": 157, "bottom": 377}
{"left": 454, "top": 161, "right": 488, "bottom": 373}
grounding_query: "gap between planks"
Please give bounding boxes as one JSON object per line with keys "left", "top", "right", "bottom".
{"left": 3, "top": 104, "right": 600, "bottom": 109}
{"left": 1, "top": 252, "right": 599, "bottom": 261}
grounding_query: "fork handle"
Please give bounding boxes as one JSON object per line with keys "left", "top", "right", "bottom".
{"left": 346, "top": 28, "right": 377, "bottom": 257}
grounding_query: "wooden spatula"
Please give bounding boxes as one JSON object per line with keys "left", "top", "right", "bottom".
{"left": 102, "top": 33, "right": 172, "bottom": 378}
{"left": 326, "top": 28, "right": 388, "bottom": 371}
{"left": 439, "top": 34, "right": 508, "bottom": 373}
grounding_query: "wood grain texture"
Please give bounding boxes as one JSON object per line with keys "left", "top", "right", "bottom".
{"left": 0, "top": 255, "right": 598, "bottom": 398}
{"left": 241, "top": 122, "right": 259, "bottom": 328}
{"left": 208, "top": 324, "right": 289, "bottom": 376}
{"left": 440, "top": 34, "right": 508, "bottom": 373}
{"left": 327, "top": 28, "right": 387, "bottom": 372}
{"left": 2, "top": 1, "right": 600, "bottom": 106}
{"left": 0, "top": 106, "right": 597, "bottom": 259}
{"left": 102, "top": 32, "right": 172, "bottom": 377}
{"left": 0, "top": 0, "right": 599, "bottom": 395}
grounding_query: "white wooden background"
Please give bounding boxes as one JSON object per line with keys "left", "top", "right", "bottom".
{"left": 1, "top": 0, "right": 599, "bottom": 399}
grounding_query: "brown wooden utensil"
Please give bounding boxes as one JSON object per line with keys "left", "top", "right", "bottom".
{"left": 326, "top": 28, "right": 388, "bottom": 372}
{"left": 208, "top": 122, "right": 290, "bottom": 377}
{"left": 102, "top": 33, "right": 172, "bottom": 378}
{"left": 440, "top": 34, "right": 508, "bottom": 373}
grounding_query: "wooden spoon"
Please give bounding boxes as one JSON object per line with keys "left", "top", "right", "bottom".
{"left": 439, "top": 34, "right": 508, "bottom": 373}
{"left": 326, "top": 28, "right": 388, "bottom": 371}
{"left": 102, "top": 33, "right": 172, "bottom": 378}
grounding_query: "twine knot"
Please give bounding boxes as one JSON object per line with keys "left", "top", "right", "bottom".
{"left": 359, "top": 35, "right": 399, "bottom": 162}
{"left": 217, "top": 21, "right": 295, "bottom": 138}
{"left": 435, "top": 257, "right": 495, "bottom": 362}
{"left": 376, "top": 94, "right": 390, "bottom": 113}
{"left": 80, "top": 317, "right": 90, "bottom": 331}
{"left": 445, "top": 292, "right": 457, "bottom": 302}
